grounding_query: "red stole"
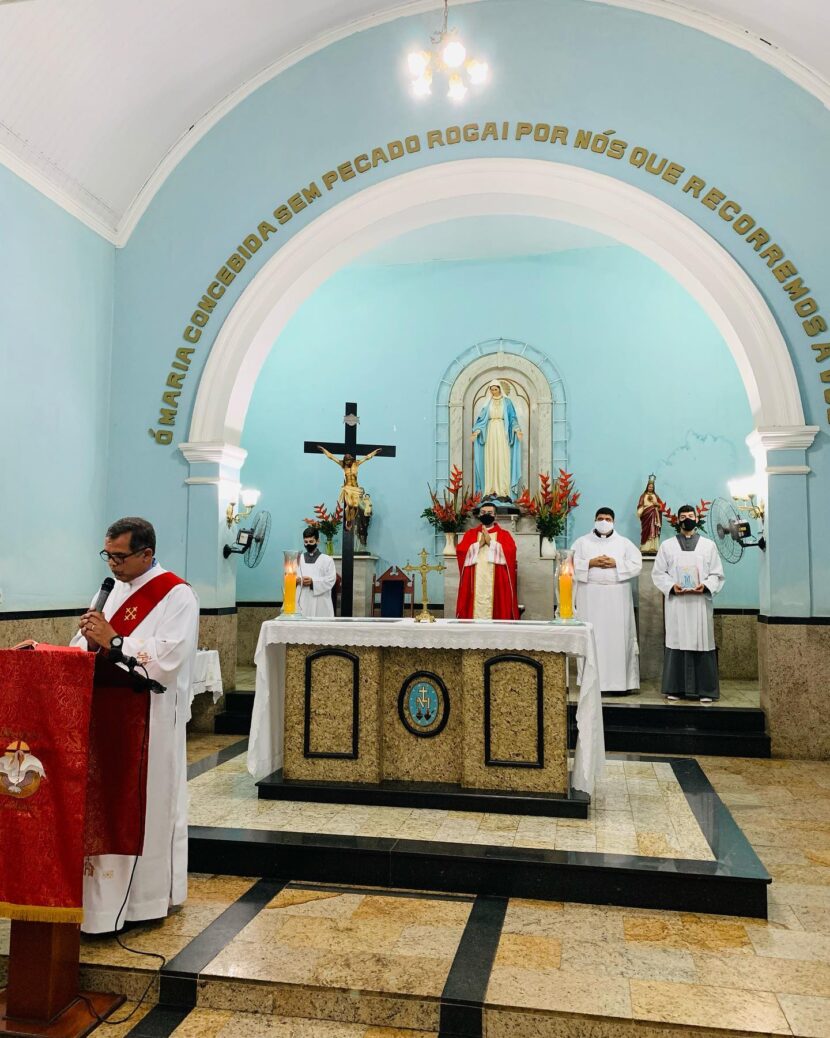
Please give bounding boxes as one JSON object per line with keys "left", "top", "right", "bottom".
{"left": 109, "top": 570, "right": 187, "bottom": 635}
{"left": 455, "top": 524, "right": 519, "bottom": 620}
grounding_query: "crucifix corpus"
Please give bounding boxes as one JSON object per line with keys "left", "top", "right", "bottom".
{"left": 305, "top": 402, "right": 396, "bottom": 617}
{"left": 404, "top": 549, "right": 446, "bottom": 623}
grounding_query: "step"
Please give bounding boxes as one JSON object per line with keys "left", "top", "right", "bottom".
{"left": 213, "top": 689, "right": 254, "bottom": 735}
{"left": 600, "top": 724, "right": 771, "bottom": 758}
{"left": 224, "top": 690, "right": 254, "bottom": 713}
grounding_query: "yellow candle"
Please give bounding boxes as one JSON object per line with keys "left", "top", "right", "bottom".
{"left": 283, "top": 572, "right": 297, "bottom": 615}
{"left": 558, "top": 572, "right": 573, "bottom": 619}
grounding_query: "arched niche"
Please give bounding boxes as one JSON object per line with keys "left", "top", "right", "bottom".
{"left": 437, "top": 339, "right": 568, "bottom": 497}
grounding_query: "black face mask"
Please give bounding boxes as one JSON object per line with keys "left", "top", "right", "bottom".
{"left": 680, "top": 517, "right": 697, "bottom": 532}
{"left": 480, "top": 514, "right": 496, "bottom": 526}
{"left": 304, "top": 543, "right": 319, "bottom": 553}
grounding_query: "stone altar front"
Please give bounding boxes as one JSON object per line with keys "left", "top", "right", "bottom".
{"left": 249, "top": 618, "right": 605, "bottom": 804}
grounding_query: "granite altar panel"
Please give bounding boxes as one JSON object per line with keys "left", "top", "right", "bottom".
{"left": 380, "top": 648, "right": 462, "bottom": 784}
{"left": 283, "top": 643, "right": 382, "bottom": 783}
{"left": 461, "top": 650, "right": 568, "bottom": 794}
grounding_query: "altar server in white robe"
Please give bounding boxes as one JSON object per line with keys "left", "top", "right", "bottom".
{"left": 297, "top": 527, "right": 337, "bottom": 618}
{"left": 652, "top": 504, "right": 724, "bottom": 702}
{"left": 71, "top": 517, "right": 198, "bottom": 933}
{"left": 572, "top": 507, "right": 642, "bottom": 693}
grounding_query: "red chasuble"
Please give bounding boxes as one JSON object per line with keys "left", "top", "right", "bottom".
{"left": 455, "top": 523, "right": 520, "bottom": 620}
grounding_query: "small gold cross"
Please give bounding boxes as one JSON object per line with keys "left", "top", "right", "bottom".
{"left": 403, "top": 549, "right": 446, "bottom": 623}
{"left": 125, "top": 606, "right": 138, "bottom": 621}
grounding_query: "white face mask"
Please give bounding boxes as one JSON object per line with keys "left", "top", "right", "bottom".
{"left": 595, "top": 519, "right": 614, "bottom": 535}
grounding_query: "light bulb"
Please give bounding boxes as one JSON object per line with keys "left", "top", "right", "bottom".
{"left": 447, "top": 73, "right": 467, "bottom": 101}
{"left": 467, "top": 59, "right": 488, "bottom": 85}
{"left": 442, "top": 39, "right": 466, "bottom": 68}
{"left": 412, "top": 74, "right": 432, "bottom": 97}
{"left": 240, "top": 488, "right": 260, "bottom": 508}
{"left": 407, "top": 49, "right": 430, "bottom": 76}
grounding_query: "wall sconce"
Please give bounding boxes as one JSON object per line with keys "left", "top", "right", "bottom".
{"left": 226, "top": 488, "right": 260, "bottom": 529}
{"left": 728, "top": 477, "right": 765, "bottom": 523}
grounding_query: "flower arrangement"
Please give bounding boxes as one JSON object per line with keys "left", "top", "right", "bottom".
{"left": 304, "top": 502, "right": 344, "bottom": 553}
{"left": 516, "top": 470, "right": 580, "bottom": 541}
{"left": 660, "top": 498, "right": 711, "bottom": 533}
{"left": 421, "top": 465, "right": 481, "bottom": 533}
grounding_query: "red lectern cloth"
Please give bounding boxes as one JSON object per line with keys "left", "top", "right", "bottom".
{"left": 0, "top": 647, "right": 94, "bottom": 922}
{"left": 0, "top": 646, "right": 149, "bottom": 922}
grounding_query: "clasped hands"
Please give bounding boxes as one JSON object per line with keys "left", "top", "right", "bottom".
{"left": 78, "top": 610, "right": 118, "bottom": 650}
{"left": 673, "top": 584, "right": 706, "bottom": 595}
{"left": 299, "top": 577, "right": 313, "bottom": 588}
{"left": 478, "top": 529, "right": 491, "bottom": 546}
{"left": 589, "top": 555, "right": 617, "bottom": 569}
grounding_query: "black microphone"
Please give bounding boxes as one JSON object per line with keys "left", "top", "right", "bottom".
{"left": 93, "top": 576, "right": 116, "bottom": 613}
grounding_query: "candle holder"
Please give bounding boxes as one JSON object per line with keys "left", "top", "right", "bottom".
{"left": 556, "top": 549, "right": 575, "bottom": 621}
{"left": 281, "top": 551, "right": 300, "bottom": 617}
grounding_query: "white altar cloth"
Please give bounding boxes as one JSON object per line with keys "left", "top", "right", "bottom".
{"left": 189, "top": 648, "right": 223, "bottom": 711}
{"left": 249, "top": 618, "right": 604, "bottom": 796}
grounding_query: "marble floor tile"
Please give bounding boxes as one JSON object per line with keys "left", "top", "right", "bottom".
{"left": 747, "top": 926, "right": 830, "bottom": 961}
{"left": 204, "top": 942, "right": 323, "bottom": 983}
{"left": 486, "top": 965, "right": 631, "bottom": 1018}
{"left": 170, "top": 1008, "right": 234, "bottom": 1038}
{"left": 623, "top": 913, "right": 752, "bottom": 952}
{"left": 693, "top": 950, "right": 830, "bottom": 997}
{"left": 494, "top": 933, "right": 562, "bottom": 971}
{"left": 309, "top": 950, "right": 452, "bottom": 996}
{"left": 629, "top": 979, "right": 791, "bottom": 1033}
{"left": 776, "top": 992, "right": 830, "bottom": 1038}
{"left": 560, "top": 938, "right": 697, "bottom": 983}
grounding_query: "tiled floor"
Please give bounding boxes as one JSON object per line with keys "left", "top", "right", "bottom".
{"left": 3, "top": 749, "right": 829, "bottom": 1036}
{"left": 237, "top": 662, "right": 761, "bottom": 708}
{"left": 188, "top": 751, "right": 715, "bottom": 860}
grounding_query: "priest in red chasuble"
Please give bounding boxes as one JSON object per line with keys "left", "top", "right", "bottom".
{"left": 456, "top": 500, "right": 520, "bottom": 620}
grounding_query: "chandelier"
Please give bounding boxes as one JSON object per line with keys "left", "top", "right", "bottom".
{"left": 407, "top": 0, "right": 489, "bottom": 101}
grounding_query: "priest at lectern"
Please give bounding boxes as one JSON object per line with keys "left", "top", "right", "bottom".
{"left": 456, "top": 500, "right": 520, "bottom": 620}
{"left": 70, "top": 517, "right": 199, "bottom": 934}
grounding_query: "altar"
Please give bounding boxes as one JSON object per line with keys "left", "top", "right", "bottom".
{"left": 248, "top": 618, "right": 604, "bottom": 813}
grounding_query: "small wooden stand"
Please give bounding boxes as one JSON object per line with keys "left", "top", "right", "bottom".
{"left": 0, "top": 921, "right": 124, "bottom": 1037}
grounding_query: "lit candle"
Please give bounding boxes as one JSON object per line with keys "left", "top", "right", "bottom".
{"left": 557, "top": 550, "right": 574, "bottom": 620}
{"left": 282, "top": 551, "right": 300, "bottom": 615}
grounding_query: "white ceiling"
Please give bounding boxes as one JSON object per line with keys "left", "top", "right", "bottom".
{"left": 355, "top": 215, "right": 619, "bottom": 264}
{"left": 0, "top": 0, "right": 827, "bottom": 243}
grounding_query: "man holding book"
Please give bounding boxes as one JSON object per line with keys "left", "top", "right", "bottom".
{"left": 652, "top": 504, "right": 725, "bottom": 702}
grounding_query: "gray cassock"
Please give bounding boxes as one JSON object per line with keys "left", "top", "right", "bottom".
{"left": 572, "top": 530, "right": 642, "bottom": 692}
{"left": 297, "top": 550, "right": 336, "bottom": 618}
{"left": 652, "top": 533, "right": 725, "bottom": 699}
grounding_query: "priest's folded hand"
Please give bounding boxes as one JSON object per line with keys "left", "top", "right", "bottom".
{"left": 79, "top": 610, "right": 118, "bottom": 651}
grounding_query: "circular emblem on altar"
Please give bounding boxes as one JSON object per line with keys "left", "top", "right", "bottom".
{"left": 398, "top": 672, "right": 450, "bottom": 738}
{"left": 0, "top": 740, "right": 46, "bottom": 799}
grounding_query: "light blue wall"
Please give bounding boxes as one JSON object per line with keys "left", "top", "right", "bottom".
{"left": 93, "top": 0, "right": 829, "bottom": 614}
{"left": 0, "top": 165, "right": 114, "bottom": 610}
{"left": 237, "top": 247, "right": 759, "bottom": 607}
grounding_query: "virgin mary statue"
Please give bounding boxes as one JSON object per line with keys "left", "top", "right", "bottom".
{"left": 470, "top": 381, "right": 523, "bottom": 499}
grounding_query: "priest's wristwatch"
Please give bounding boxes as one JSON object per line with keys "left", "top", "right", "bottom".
{"left": 109, "top": 635, "right": 124, "bottom": 658}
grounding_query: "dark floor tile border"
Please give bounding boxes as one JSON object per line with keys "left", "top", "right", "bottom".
{"left": 126, "top": 1004, "right": 191, "bottom": 1037}
{"left": 187, "top": 738, "right": 249, "bottom": 781}
{"left": 440, "top": 895, "right": 507, "bottom": 1038}
{"left": 160, "top": 877, "right": 288, "bottom": 1006}
{"left": 289, "top": 879, "right": 474, "bottom": 903}
{"left": 0, "top": 607, "right": 85, "bottom": 620}
{"left": 200, "top": 607, "right": 238, "bottom": 616}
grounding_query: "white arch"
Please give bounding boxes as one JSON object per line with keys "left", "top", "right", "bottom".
{"left": 188, "top": 157, "right": 805, "bottom": 448}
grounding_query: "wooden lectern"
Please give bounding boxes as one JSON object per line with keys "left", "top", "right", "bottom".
{"left": 0, "top": 654, "right": 153, "bottom": 1038}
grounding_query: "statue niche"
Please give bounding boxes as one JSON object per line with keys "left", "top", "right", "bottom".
{"left": 450, "top": 352, "right": 551, "bottom": 504}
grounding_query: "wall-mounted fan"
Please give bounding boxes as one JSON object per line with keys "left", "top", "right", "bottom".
{"left": 706, "top": 497, "right": 765, "bottom": 564}
{"left": 223, "top": 510, "right": 271, "bottom": 568}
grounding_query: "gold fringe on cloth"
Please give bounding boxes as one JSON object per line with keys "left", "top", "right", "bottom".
{"left": 0, "top": 901, "right": 83, "bottom": 924}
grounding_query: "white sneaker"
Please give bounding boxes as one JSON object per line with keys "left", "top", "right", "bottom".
{"left": 700, "top": 697, "right": 714, "bottom": 704}
{"left": 665, "top": 695, "right": 680, "bottom": 702}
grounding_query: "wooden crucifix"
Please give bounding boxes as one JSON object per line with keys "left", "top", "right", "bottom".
{"left": 304, "top": 402, "right": 396, "bottom": 617}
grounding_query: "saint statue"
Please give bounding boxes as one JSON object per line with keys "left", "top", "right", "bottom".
{"left": 470, "top": 380, "right": 523, "bottom": 500}
{"left": 318, "top": 446, "right": 380, "bottom": 529}
{"left": 355, "top": 492, "right": 372, "bottom": 553}
{"left": 636, "top": 474, "right": 663, "bottom": 555}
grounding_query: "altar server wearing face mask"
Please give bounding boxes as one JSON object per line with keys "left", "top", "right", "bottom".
{"left": 572, "top": 508, "right": 642, "bottom": 694}
{"left": 652, "top": 504, "right": 724, "bottom": 702}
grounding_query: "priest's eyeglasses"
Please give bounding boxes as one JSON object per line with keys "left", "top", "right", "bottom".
{"left": 99, "top": 548, "right": 147, "bottom": 563}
